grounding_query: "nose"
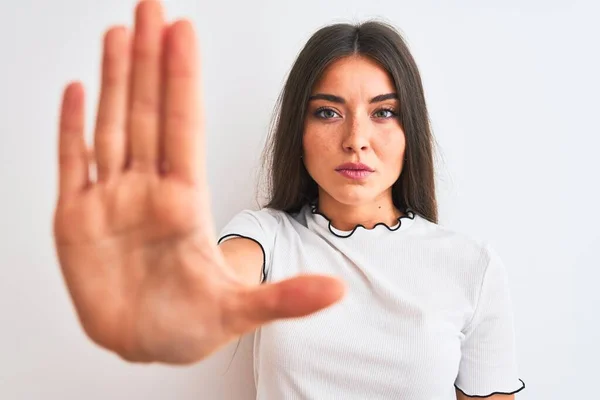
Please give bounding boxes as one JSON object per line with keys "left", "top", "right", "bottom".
{"left": 341, "top": 113, "right": 370, "bottom": 153}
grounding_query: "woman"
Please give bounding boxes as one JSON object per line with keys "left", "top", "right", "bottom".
{"left": 53, "top": 0, "right": 525, "bottom": 398}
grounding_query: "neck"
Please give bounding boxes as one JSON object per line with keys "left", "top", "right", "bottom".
{"left": 316, "top": 192, "right": 404, "bottom": 231}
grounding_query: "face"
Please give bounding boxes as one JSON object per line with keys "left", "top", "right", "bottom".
{"left": 302, "top": 55, "right": 406, "bottom": 207}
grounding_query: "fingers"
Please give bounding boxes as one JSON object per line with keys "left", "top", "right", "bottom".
{"left": 163, "top": 20, "right": 204, "bottom": 185}
{"left": 94, "top": 26, "right": 131, "bottom": 182}
{"left": 71, "top": 0, "right": 203, "bottom": 186}
{"left": 231, "top": 275, "right": 347, "bottom": 335}
{"left": 127, "top": 0, "right": 165, "bottom": 173}
{"left": 58, "top": 82, "right": 89, "bottom": 197}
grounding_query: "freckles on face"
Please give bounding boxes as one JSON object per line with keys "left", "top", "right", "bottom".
{"left": 301, "top": 56, "right": 406, "bottom": 202}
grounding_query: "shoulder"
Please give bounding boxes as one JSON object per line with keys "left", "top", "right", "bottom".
{"left": 421, "top": 217, "right": 489, "bottom": 259}
{"left": 228, "top": 206, "right": 287, "bottom": 225}
{"left": 415, "top": 217, "right": 499, "bottom": 281}
{"left": 218, "top": 206, "right": 291, "bottom": 239}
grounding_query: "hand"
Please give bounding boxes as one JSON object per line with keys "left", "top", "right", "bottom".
{"left": 53, "top": 0, "right": 346, "bottom": 365}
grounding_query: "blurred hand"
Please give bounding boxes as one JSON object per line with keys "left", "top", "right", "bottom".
{"left": 53, "top": 0, "right": 346, "bottom": 365}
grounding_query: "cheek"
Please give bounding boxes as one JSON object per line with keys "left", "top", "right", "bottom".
{"left": 376, "top": 128, "right": 406, "bottom": 161}
{"left": 303, "top": 125, "right": 337, "bottom": 159}
{"left": 302, "top": 128, "right": 338, "bottom": 184}
{"left": 375, "top": 138, "right": 406, "bottom": 181}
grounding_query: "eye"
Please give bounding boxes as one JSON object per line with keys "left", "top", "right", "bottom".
{"left": 373, "top": 108, "right": 398, "bottom": 119}
{"left": 314, "top": 107, "right": 341, "bottom": 119}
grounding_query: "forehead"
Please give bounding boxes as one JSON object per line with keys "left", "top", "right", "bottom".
{"left": 311, "top": 55, "right": 395, "bottom": 95}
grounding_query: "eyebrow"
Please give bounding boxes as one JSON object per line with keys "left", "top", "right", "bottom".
{"left": 308, "top": 93, "right": 398, "bottom": 104}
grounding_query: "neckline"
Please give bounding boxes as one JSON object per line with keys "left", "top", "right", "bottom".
{"left": 306, "top": 201, "right": 417, "bottom": 239}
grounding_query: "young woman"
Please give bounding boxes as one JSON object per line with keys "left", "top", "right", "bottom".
{"left": 53, "top": 0, "right": 525, "bottom": 398}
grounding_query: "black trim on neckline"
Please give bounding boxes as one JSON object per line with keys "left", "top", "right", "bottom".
{"left": 454, "top": 378, "right": 526, "bottom": 398}
{"left": 308, "top": 201, "right": 416, "bottom": 239}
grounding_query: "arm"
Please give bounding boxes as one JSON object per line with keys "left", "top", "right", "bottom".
{"left": 453, "top": 242, "right": 525, "bottom": 396}
{"left": 218, "top": 237, "right": 264, "bottom": 286}
{"left": 455, "top": 388, "right": 514, "bottom": 400}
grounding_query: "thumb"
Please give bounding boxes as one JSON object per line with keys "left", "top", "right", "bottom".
{"left": 229, "top": 275, "right": 346, "bottom": 334}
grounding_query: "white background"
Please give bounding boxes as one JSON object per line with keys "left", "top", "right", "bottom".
{"left": 1, "top": 0, "right": 598, "bottom": 399}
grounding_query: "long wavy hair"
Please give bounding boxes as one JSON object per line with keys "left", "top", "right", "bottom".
{"left": 256, "top": 20, "right": 439, "bottom": 223}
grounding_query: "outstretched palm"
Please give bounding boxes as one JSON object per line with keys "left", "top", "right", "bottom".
{"left": 53, "top": 0, "right": 345, "bottom": 365}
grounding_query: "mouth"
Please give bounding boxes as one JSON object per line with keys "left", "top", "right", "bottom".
{"left": 334, "top": 162, "right": 375, "bottom": 180}
{"left": 334, "top": 162, "right": 375, "bottom": 172}
{"left": 336, "top": 169, "right": 373, "bottom": 180}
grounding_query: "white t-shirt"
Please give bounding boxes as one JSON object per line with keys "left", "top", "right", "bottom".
{"left": 218, "top": 202, "right": 525, "bottom": 399}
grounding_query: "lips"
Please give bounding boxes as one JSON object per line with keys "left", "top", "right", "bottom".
{"left": 337, "top": 169, "right": 373, "bottom": 179}
{"left": 335, "top": 162, "right": 374, "bottom": 172}
{"left": 335, "top": 162, "right": 374, "bottom": 180}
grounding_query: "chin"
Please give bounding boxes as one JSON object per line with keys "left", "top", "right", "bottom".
{"left": 322, "top": 186, "right": 379, "bottom": 205}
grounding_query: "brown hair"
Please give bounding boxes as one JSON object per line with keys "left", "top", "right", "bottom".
{"left": 257, "top": 20, "right": 439, "bottom": 223}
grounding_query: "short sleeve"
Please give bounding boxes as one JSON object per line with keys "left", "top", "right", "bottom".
{"left": 454, "top": 242, "right": 526, "bottom": 397}
{"left": 217, "top": 208, "right": 281, "bottom": 284}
